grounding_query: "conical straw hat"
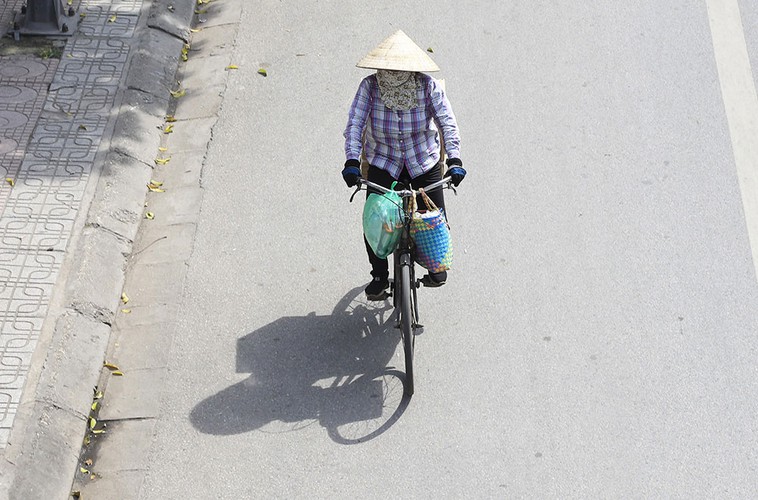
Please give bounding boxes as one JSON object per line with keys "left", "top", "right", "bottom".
{"left": 357, "top": 30, "right": 440, "bottom": 72}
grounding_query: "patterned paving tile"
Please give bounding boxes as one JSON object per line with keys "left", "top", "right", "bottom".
{"left": 0, "top": 1, "right": 143, "bottom": 445}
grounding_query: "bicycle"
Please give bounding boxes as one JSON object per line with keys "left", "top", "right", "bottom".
{"left": 350, "top": 175, "right": 455, "bottom": 396}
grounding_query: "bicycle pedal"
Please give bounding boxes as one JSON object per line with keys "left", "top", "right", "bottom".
{"left": 366, "top": 290, "right": 390, "bottom": 301}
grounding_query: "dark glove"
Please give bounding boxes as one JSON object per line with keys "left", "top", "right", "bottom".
{"left": 445, "top": 158, "right": 466, "bottom": 187}
{"left": 342, "top": 159, "right": 361, "bottom": 187}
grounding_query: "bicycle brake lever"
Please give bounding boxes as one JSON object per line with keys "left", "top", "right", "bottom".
{"left": 349, "top": 185, "right": 362, "bottom": 203}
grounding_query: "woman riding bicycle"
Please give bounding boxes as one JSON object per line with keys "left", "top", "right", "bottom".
{"left": 341, "top": 30, "right": 466, "bottom": 300}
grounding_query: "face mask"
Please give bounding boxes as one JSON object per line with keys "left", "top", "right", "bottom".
{"left": 376, "top": 71, "right": 418, "bottom": 111}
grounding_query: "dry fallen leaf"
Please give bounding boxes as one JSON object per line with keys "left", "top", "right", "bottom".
{"left": 427, "top": 47, "right": 434, "bottom": 53}
{"left": 165, "top": 115, "right": 177, "bottom": 123}
{"left": 170, "top": 89, "right": 186, "bottom": 98}
{"left": 163, "top": 124, "right": 174, "bottom": 134}
{"left": 154, "top": 157, "right": 171, "bottom": 165}
{"left": 158, "top": 147, "right": 168, "bottom": 152}
{"left": 108, "top": 15, "right": 117, "bottom": 22}
{"left": 94, "top": 390, "right": 104, "bottom": 400}
{"left": 80, "top": 467, "right": 89, "bottom": 474}
{"left": 121, "top": 308, "right": 131, "bottom": 314}
{"left": 5, "top": 178, "right": 14, "bottom": 187}
{"left": 85, "top": 459, "right": 93, "bottom": 466}
{"left": 257, "top": 68, "right": 268, "bottom": 77}
{"left": 149, "top": 179, "right": 164, "bottom": 187}
{"left": 92, "top": 429, "right": 106, "bottom": 435}
{"left": 78, "top": 124, "right": 87, "bottom": 131}
{"left": 226, "top": 65, "right": 239, "bottom": 70}
{"left": 145, "top": 212, "right": 155, "bottom": 220}
{"left": 121, "top": 292, "right": 129, "bottom": 304}
{"left": 112, "top": 371, "right": 124, "bottom": 376}
{"left": 103, "top": 363, "right": 120, "bottom": 371}
{"left": 89, "top": 417, "right": 96, "bottom": 429}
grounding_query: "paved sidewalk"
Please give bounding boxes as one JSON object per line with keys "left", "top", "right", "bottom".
{"left": 0, "top": 0, "right": 198, "bottom": 497}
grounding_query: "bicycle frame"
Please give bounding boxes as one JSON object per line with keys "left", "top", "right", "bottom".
{"left": 351, "top": 176, "right": 454, "bottom": 396}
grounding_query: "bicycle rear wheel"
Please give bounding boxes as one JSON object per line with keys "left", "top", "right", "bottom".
{"left": 400, "top": 263, "right": 414, "bottom": 396}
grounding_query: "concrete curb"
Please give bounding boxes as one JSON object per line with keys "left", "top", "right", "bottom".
{"left": 2, "top": 1, "right": 198, "bottom": 498}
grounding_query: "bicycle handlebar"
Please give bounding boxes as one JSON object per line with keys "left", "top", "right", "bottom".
{"left": 350, "top": 176, "right": 455, "bottom": 202}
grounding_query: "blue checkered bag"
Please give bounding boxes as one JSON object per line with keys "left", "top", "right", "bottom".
{"left": 410, "top": 189, "right": 452, "bottom": 272}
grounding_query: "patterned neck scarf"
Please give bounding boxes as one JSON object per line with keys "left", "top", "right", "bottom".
{"left": 376, "top": 70, "right": 419, "bottom": 111}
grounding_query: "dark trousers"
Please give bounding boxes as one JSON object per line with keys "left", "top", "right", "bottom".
{"left": 364, "top": 164, "right": 446, "bottom": 279}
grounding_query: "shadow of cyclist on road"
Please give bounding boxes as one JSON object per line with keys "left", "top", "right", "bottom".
{"left": 190, "top": 286, "right": 409, "bottom": 443}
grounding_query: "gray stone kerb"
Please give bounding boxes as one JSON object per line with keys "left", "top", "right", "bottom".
{"left": 2, "top": 1, "right": 197, "bottom": 498}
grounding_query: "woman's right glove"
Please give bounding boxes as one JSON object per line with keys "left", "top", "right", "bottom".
{"left": 445, "top": 158, "right": 466, "bottom": 187}
{"left": 342, "top": 159, "right": 361, "bottom": 187}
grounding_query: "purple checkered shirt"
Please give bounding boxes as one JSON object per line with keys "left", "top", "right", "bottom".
{"left": 344, "top": 73, "right": 461, "bottom": 179}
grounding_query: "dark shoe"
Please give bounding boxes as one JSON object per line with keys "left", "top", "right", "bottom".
{"left": 421, "top": 271, "right": 447, "bottom": 288}
{"left": 365, "top": 277, "right": 390, "bottom": 300}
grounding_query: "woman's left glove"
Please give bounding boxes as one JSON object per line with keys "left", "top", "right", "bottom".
{"left": 445, "top": 158, "right": 466, "bottom": 187}
{"left": 342, "top": 159, "right": 361, "bottom": 187}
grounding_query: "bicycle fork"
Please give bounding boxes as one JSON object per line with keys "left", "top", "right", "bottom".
{"left": 394, "top": 252, "right": 423, "bottom": 330}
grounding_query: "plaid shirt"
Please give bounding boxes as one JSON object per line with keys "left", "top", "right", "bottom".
{"left": 344, "top": 73, "right": 460, "bottom": 179}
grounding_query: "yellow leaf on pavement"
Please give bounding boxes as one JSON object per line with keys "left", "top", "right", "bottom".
{"left": 170, "top": 89, "right": 186, "bottom": 98}
{"left": 91, "top": 401, "right": 98, "bottom": 411}
{"left": 92, "top": 429, "right": 106, "bottom": 434}
{"left": 89, "top": 417, "right": 96, "bottom": 429}
{"left": 112, "top": 371, "right": 124, "bottom": 376}
{"left": 154, "top": 157, "right": 171, "bottom": 165}
{"left": 80, "top": 467, "right": 89, "bottom": 474}
{"left": 5, "top": 178, "right": 14, "bottom": 187}
{"left": 145, "top": 212, "right": 155, "bottom": 220}
{"left": 149, "top": 179, "right": 164, "bottom": 186}
{"left": 226, "top": 65, "right": 239, "bottom": 70}
{"left": 121, "top": 292, "right": 129, "bottom": 304}
{"left": 165, "top": 115, "right": 177, "bottom": 123}
{"left": 103, "top": 362, "right": 120, "bottom": 370}
{"left": 163, "top": 124, "right": 174, "bottom": 134}
{"left": 257, "top": 68, "right": 268, "bottom": 77}
{"left": 121, "top": 308, "right": 131, "bottom": 314}
{"left": 108, "top": 15, "right": 117, "bottom": 22}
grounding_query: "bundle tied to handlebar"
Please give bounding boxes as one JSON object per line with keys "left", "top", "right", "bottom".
{"left": 409, "top": 187, "right": 453, "bottom": 272}
{"left": 354, "top": 178, "right": 454, "bottom": 272}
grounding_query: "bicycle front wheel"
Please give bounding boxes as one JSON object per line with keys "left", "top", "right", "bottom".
{"left": 400, "top": 263, "right": 414, "bottom": 396}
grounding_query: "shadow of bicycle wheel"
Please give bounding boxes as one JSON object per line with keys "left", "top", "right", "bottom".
{"left": 189, "top": 286, "right": 409, "bottom": 443}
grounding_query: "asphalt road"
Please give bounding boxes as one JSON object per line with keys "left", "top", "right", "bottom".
{"left": 141, "top": 1, "right": 758, "bottom": 497}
